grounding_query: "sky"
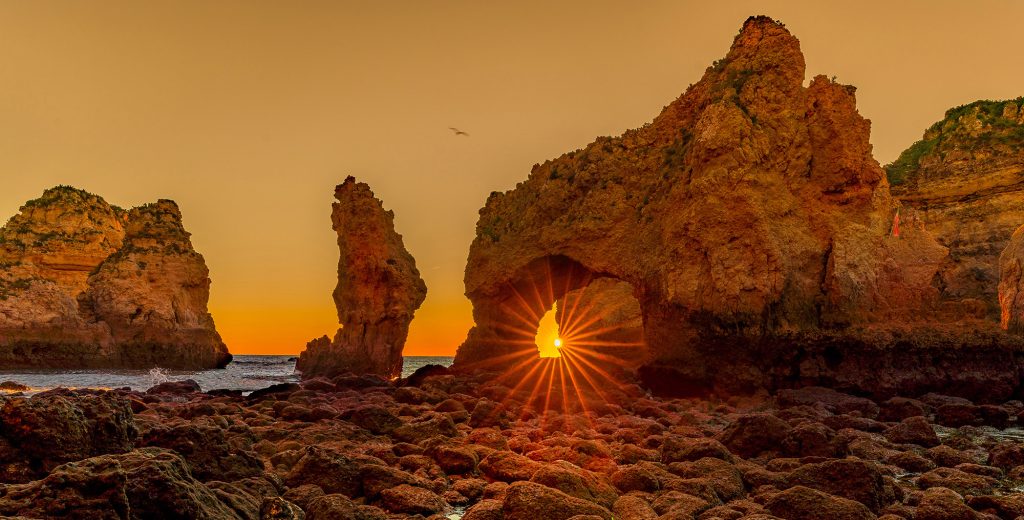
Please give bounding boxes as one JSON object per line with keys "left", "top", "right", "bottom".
{"left": 1, "top": 1, "right": 1021, "bottom": 355}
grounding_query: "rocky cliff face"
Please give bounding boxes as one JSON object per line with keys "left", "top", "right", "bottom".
{"left": 0, "top": 186, "right": 230, "bottom": 369}
{"left": 1000, "top": 225, "right": 1024, "bottom": 334}
{"left": 297, "top": 177, "right": 426, "bottom": 379}
{"left": 453, "top": 17, "right": 1023, "bottom": 396}
{"left": 890, "top": 98, "right": 1024, "bottom": 319}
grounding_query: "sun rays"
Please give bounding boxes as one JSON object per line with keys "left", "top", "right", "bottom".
{"left": 458, "top": 258, "right": 647, "bottom": 427}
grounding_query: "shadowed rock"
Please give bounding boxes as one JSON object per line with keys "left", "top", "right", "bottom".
{"left": 297, "top": 177, "right": 427, "bottom": 380}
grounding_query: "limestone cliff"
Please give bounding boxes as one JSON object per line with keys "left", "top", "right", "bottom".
{"left": 296, "top": 177, "right": 426, "bottom": 379}
{"left": 453, "top": 17, "right": 1024, "bottom": 397}
{"left": 0, "top": 186, "right": 230, "bottom": 369}
{"left": 890, "top": 98, "right": 1024, "bottom": 319}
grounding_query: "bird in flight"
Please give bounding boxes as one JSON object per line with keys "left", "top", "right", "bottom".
{"left": 449, "top": 127, "right": 470, "bottom": 137}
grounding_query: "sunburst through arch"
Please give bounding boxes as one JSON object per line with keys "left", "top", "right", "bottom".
{"left": 457, "top": 256, "right": 648, "bottom": 426}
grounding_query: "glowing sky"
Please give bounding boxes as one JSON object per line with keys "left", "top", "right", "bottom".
{"left": 1, "top": 1, "right": 1021, "bottom": 355}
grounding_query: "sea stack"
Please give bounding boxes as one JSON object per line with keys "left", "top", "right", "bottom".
{"left": 890, "top": 97, "right": 1024, "bottom": 320}
{"left": 297, "top": 177, "right": 426, "bottom": 380}
{"left": 454, "top": 16, "right": 1024, "bottom": 400}
{"left": 0, "top": 186, "right": 230, "bottom": 369}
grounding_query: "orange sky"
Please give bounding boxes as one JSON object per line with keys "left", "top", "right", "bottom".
{"left": 1, "top": 1, "right": 1022, "bottom": 355}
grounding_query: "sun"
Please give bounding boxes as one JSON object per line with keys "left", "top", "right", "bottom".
{"left": 535, "top": 303, "right": 563, "bottom": 358}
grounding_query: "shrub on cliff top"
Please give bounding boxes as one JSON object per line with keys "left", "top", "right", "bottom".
{"left": 886, "top": 96, "right": 1024, "bottom": 185}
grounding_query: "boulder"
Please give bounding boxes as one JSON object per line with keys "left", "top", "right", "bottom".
{"left": 502, "top": 481, "right": 613, "bottom": 520}
{"left": 786, "top": 459, "right": 888, "bottom": 512}
{"left": 0, "top": 389, "right": 137, "bottom": 474}
{"left": 0, "top": 448, "right": 246, "bottom": 520}
{"left": 379, "top": 484, "right": 446, "bottom": 515}
{"left": 717, "top": 414, "right": 792, "bottom": 458}
{"left": 765, "top": 486, "right": 875, "bottom": 520}
{"left": 883, "top": 416, "right": 940, "bottom": 447}
{"left": 284, "top": 447, "right": 363, "bottom": 497}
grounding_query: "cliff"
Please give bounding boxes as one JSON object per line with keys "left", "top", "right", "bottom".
{"left": 296, "top": 177, "right": 427, "bottom": 379}
{"left": 890, "top": 97, "right": 1024, "bottom": 319}
{"left": 0, "top": 186, "right": 230, "bottom": 369}
{"left": 453, "top": 17, "right": 1024, "bottom": 397}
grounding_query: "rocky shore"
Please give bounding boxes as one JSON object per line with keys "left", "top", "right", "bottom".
{"left": 1, "top": 368, "right": 1023, "bottom": 519}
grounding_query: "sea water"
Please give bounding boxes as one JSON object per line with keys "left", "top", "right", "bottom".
{"left": 0, "top": 355, "right": 455, "bottom": 394}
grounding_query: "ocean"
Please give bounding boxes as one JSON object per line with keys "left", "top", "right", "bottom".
{"left": 0, "top": 355, "right": 455, "bottom": 394}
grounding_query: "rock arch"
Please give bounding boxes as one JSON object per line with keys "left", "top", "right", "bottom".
{"left": 455, "top": 255, "right": 649, "bottom": 375}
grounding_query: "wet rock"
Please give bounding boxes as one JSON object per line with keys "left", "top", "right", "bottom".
{"left": 612, "top": 495, "right": 657, "bottom": 520}
{"left": 987, "top": 441, "right": 1024, "bottom": 470}
{"left": 462, "top": 499, "right": 504, "bottom": 520}
{"left": 340, "top": 405, "right": 403, "bottom": 435}
{"left": 879, "top": 397, "right": 928, "bottom": 421}
{"left": 884, "top": 416, "right": 940, "bottom": 447}
{"left": 0, "top": 454, "right": 129, "bottom": 519}
{"left": 403, "top": 364, "right": 451, "bottom": 387}
{"left": 431, "top": 444, "right": 479, "bottom": 475}
{"left": 281, "top": 484, "right": 324, "bottom": 510}
{"left": 470, "top": 399, "right": 511, "bottom": 429}
{"left": 259, "top": 496, "right": 305, "bottom": 520}
{"left": 139, "top": 421, "right": 263, "bottom": 482}
{"left": 786, "top": 459, "right": 888, "bottom": 512}
{"left": 765, "top": 485, "right": 875, "bottom": 520}
{"left": 668, "top": 457, "right": 745, "bottom": 502}
{"left": 917, "top": 467, "right": 997, "bottom": 495}
{"left": 380, "top": 483, "right": 446, "bottom": 515}
{"left": 0, "top": 382, "right": 29, "bottom": 392}
{"left": 782, "top": 422, "right": 837, "bottom": 458}
{"left": 926, "top": 445, "right": 977, "bottom": 468}
{"left": 936, "top": 404, "right": 989, "bottom": 428}
{"left": 662, "top": 437, "right": 735, "bottom": 463}
{"left": 777, "top": 387, "right": 879, "bottom": 418}
{"left": 650, "top": 490, "right": 713, "bottom": 516}
{"left": 966, "top": 494, "right": 1024, "bottom": 518}
{"left": 914, "top": 487, "right": 978, "bottom": 520}
{"left": 119, "top": 447, "right": 246, "bottom": 519}
{"left": 247, "top": 383, "right": 301, "bottom": 401}
{"left": 390, "top": 412, "right": 459, "bottom": 443}
{"left": 717, "top": 414, "right": 792, "bottom": 458}
{"left": 480, "top": 451, "right": 544, "bottom": 482}
{"left": 610, "top": 464, "right": 661, "bottom": 493}
{"left": 502, "top": 481, "right": 613, "bottom": 520}
{"left": 0, "top": 389, "right": 137, "bottom": 473}
{"left": 530, "top": 460, "right": 619, "bottom": 508}
{"left": 304, "top": 494, "right": 361, "bottom": 520}
{"left": 146, "top": 379, "right": 202, "bottom": 395}
{"left": 284, "top": 447, "right": 363, "bottom": 497}
{"left": 332, "top": 373, "right": 390, "bottom": 390}
{"left": 359, "top": 464, "right": 433, "bottom": 499}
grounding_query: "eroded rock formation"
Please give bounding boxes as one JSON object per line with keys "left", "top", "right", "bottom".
{"left": 890, "top": 97, "right": 1024, "bottom": 319}
{"left": 297, "top": 177, "right": 426, "bottom": 379}
{"left": 0, "top": 186, "right": 230, "bottom": 369}
{"left": 1000, "top": 224, "right": 1024, "bottom": 334}
{"left": 454, "top": 17, "right": 1024, "bottom": 396}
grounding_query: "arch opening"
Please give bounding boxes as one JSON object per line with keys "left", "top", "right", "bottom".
{"left": 535, "top": 302, "right": 563, "bottom": 358}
